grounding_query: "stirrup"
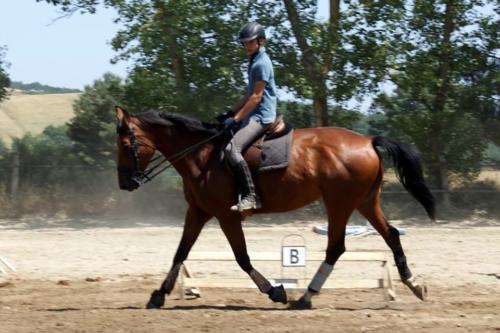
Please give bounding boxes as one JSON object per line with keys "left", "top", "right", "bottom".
{"left": 230, "top": 194, "right": 261, "bottom": 212}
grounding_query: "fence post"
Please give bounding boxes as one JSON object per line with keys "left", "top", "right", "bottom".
{"left": 10, "top": 146, "right": 19, "bottom": 204}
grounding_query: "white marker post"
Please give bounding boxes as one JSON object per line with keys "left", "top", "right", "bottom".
{"left": 277, "top": 234, "right": 307, "bottom": 287}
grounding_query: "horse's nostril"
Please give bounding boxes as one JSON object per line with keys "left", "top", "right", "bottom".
{"left": 119, "top": 180, "right": 132, "bottom": 191}
{"left": 118, "top": 179, "right": 140, "bottom": 192}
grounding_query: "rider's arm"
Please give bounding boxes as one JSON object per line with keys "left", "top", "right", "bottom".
{"left": 234, "top": 80, "right": 266, "bottom": 122}
{"left": 232, "top": 93, "right": 249, "bottom": 112}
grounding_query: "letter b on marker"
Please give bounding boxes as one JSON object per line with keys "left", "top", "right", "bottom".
{"left": 282, "top": 246, "right": 306, "bottom": 267}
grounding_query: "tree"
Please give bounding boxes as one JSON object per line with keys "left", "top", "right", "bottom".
{"left": 39, "top": 0, "right": 406, "bottom": 126}
{"left": 36, "top": 0, "right": 100, "bottom": 15}
{"left": 67, "top": 72, "right": 125, "bottom": 167}
{"left": 0, "top": 46, "right": 10, "bottom": 102}
{"left": 0, "top": 139, "right": 10, "bottom": 185}
{"left": 40, "top": 0, "right": 251, "bottom": 119}
{"left": 13, "top": 126, "right": 80, "bottom": 185}
{"left": 251, "top": 0, "right": 406, "bottom": 126}
{"left": 371, "top": 1, "right": 499, "bottom": 193}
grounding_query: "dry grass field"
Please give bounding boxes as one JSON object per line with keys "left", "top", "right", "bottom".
{"left": 0, "top": 90, "right": 79, "bottom": 145}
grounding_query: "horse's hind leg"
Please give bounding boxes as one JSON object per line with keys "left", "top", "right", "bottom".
{"left": 291, "top": 201, "right": 353, "bottom": 309}
{"left": 146, "top": 205, "right": 211, "bottom": 309}
{"left": 357, "top": 194, "right": 427, "bottom": 301}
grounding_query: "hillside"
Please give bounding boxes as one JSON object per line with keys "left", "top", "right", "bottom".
{"left": 0, "top": 89, "right": 79, "bottom": 145}
{"left": 10, "top": 81, "right": 81, "bottom": 94}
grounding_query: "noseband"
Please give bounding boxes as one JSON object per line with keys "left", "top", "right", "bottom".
{"left": 118, "top": 126, "right": 224, "bottom": 187}
{"left": 117, "top": 127, "right": 156, "bottom": 186}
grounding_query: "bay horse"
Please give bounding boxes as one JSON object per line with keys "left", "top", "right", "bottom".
{"left": 115, "top": 106, "right": 435, "bottom": 309}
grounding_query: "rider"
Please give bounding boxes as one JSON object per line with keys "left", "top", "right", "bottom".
{"left": 223, "top": 22, "right": 277, "bottom": 212}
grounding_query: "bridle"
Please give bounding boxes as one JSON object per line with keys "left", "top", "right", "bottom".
{"left": 118, "top": 125, "right": 225, "bottom": 187}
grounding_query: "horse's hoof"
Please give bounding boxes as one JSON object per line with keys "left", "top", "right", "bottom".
{"left": 146, "top": 289, "right": 165, "bottom": 309}
{"left": 410, "top": 283, "right": 427, "bottom": 301}
{"left": 288, "top": 297, "right": 312, "bottom": 310}
{"left": 268, "top": 284, "right": 287, "bottom": 304}
{"left": 403, "top": 278, "right": 427, "bottom": 301}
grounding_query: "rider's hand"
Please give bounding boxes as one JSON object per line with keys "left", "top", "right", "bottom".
{"left": 215, "top": 109, "right": 235, "bottom": 123}
{"left": 223, "top": 117, "right": 237, "bottom": 130}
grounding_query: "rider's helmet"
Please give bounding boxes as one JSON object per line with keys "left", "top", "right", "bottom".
{"left": 238, "top": 22, "right": 266, "bottom": 43}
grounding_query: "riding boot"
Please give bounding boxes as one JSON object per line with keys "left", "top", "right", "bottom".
{"left": 230, "top": 161, "right": 261, "bottom": 212}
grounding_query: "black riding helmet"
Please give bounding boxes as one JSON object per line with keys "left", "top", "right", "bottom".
{"left": 238, "top": 22, "right": 266, "bottom": 43}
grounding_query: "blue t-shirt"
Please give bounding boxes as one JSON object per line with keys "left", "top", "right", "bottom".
{"left": 246, "top": 48, "right": 277, "bottom": 124}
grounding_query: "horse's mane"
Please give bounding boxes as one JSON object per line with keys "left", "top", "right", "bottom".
{"left": 135, "top": 110, "right": 220, "bottom": 135}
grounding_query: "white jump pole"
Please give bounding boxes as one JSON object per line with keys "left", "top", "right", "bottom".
{"left": 0, "top": 256, "right": 16, "bottom": 273}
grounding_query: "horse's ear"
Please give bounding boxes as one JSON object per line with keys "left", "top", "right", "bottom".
{"left": 115, "top": 105, "right": 129, "bottom": 121}
{"left": 116, "top": 106, "right": 131, "bottom": 133}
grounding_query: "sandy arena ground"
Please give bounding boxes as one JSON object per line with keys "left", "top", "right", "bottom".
{"left": 0, "top": 216, "right": 499, "bottom": 333}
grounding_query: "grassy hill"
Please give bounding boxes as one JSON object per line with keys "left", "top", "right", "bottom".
{"left": 10, "top": 81, "right": 81, "bottom": 94}
{"left": 0, "top": 89, "right": 79, "bottom": 145}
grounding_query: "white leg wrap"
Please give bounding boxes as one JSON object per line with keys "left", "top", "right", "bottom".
{"left": 404, "top": 275, "right": 418, "bottom": 287}
{"left": 250, "top": 269, "right": 272, "bottom": 293}
{"left": 308, "top": 261, "right": 334, "bottom": 292}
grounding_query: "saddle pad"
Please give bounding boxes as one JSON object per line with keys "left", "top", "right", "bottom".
{"left": 257, "top": 129, "right": 293, "bottom": 173}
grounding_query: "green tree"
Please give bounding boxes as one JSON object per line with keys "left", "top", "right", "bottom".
{"left": 40, "top": 0, "right": 251, "bottom": 119}
{"left": 13, "top": 126, "right": 80, "bottom": 186}
{"left": 251, "top": 0, "right": 406, "bottom": 126}
{"left": 67, "top": 72, "right": 125, "bottom": 167}
{"left": 39, "top": 0, "right": 405, "bottom": 126}
{"left": 0, "top": 46, "right": 10, "bottom": 102}
{"left": 36, "top": 0, "right": 100, "bottom": 14}
{"left": 0, "top": 124, "right": 127, "bottom": 216}
{"left": 371, "top": 1, "right": 499, "bottom": 193}
{"left": 114, "top": 0, "right": 254, "bottom": 117}
{"left": 0, "top": 139, "right": 10, "bottom": 184}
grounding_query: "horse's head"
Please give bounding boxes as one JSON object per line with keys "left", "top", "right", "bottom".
{"left": 115, "top": 106, "right": 156, "bottom": 191}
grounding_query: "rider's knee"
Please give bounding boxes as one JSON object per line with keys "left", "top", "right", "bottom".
{"left": 225, "top": 142, "right": 243, "bottom": 166}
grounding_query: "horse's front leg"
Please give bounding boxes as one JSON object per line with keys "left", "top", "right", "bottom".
{"left": 146, "top": 205, "right": 211, "bottom": 309}
{"left": 219, "top": 215, "right": 287, "bottom": 304}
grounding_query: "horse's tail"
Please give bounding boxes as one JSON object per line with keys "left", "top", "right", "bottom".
{"left": 372, "top": 136, "right": 436, "bottom": 221}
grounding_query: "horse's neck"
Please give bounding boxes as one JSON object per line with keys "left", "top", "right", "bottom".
{"left": 154, "top": 128, "right": 218, "bottom": 178}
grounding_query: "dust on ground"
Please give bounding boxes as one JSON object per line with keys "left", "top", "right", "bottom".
{"left": 1, "top": 216, "right": 499, "bottom": 332}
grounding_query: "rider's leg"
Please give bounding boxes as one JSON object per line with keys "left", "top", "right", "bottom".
{"left": 224, "top": 119, "right": 270, "bottom": 211}
{"left": 231, "top": 160, "right": 259, "bottom": 211}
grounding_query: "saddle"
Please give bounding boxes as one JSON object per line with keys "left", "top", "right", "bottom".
{"left": 242, "top": 116, "right": 293, "bottom": 173}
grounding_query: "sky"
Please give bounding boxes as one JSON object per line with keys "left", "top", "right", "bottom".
{"left": 0, "top": 1, "right": 330, "bottom": 90}
{"left": 1, "top": 1, "right": 130, "bottom": 90}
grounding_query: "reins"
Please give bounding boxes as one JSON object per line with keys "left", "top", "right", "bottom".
{"left": 128, "top": 128, "right": 225, "bottom": 185}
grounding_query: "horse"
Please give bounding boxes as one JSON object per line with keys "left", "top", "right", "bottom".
{"left": 115, "top": 106, "right": 435, "bottom": 309}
